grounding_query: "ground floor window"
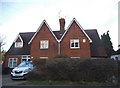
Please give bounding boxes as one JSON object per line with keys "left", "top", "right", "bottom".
{"left": 21, "top": 55, "right": 30, "bottom": 62}
{"left": 8, "top": 58, "right": 17, "bottom": 68}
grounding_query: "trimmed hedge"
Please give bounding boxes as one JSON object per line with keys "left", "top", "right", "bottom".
{"left": 28, "top": 58, "right": 118, "bottom": 83}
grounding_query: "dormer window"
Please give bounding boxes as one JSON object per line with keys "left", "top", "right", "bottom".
{"left": 15, "top": 42, "right": 23, "bottom": 48}
{"left": 14, "top": 34, "right": 23, "bottom": 48}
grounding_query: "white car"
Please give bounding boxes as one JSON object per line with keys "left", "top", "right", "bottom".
{"left": 11, "top": 61, "right": 33, "bottom": 79}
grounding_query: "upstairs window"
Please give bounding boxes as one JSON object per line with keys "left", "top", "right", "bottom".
{"left": 70, "top": 39, "right": 80, "bottom": 49}
{"left": 40, "top": 40, "right": 49, "bottom": 49}
{"left": 15, "top": 42, "right": 23, "bottom": 48}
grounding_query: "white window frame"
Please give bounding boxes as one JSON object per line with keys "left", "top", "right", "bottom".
{"left": 40, "top": 57, "right": 48, "bottom": 59}
{"left": 71, "top": 57, "right": 80, "bottom": 59}
{"left": 8, "top": 58, "right": 17, "bottom": 68}
{"left": 21, "top": 55, "right": 30, "bottom": 62}
{"left": 70, "top": 39, "right": 80, "bottom": 49}
{"left": 40, "top": 40, "right": 49, "bottom": 49}
{"left": 15, "top": 42, "right": 23, "bottom": 48}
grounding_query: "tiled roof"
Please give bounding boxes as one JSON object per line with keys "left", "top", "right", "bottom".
{"left": 85, "top": 29, "right": 107, "bottom": 57}
{"left": 53, "top": 31, "right": 65, "bottom": 40}
{"left": 5, "top": 29, "right": 107, "bottom": 57}
{"left": 5, "top": 32, "right": 35, "bottom": 55}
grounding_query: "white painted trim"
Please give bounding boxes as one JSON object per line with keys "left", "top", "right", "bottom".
{"left": 8, "top": 58, "right": 18, "bottom": 68}
{"left": 71, "top": 57, "right": 80, "bottom": 58}
{"left": 40, "top": 57, "right": 48, "bottom": 59}
{"left": 14, "top": 34, "right": 23, "bottom": 43}
{"left": 60, "top": 18, "right": 92, "bottom": 43}
{"left": 28, "top": 20, "right": 58, "bottom": 44}
{"left": 14, "top": 34, "right": 23, "bottom": 48}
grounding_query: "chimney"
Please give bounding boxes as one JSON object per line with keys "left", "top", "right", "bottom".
{"left": 59, "top": 18, "right": 65, "bottom": 34}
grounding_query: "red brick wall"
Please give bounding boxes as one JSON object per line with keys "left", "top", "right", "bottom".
{"left": 60, "top": 21, "right": 91, "bottom": 59}
{"left": 30, "top": 23, "right": 58, "bottom": 59}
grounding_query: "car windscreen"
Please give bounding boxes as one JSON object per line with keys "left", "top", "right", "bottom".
{"left": 18, "top": 61, "right": 33, "bottom": 67}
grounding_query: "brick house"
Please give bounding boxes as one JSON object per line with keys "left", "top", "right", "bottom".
{"left": 4, "top": 18, "right": 107, "bottom": 70}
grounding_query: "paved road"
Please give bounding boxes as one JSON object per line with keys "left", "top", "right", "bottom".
{"left": 2, "top": 74, "right": 26, "bottom": 86}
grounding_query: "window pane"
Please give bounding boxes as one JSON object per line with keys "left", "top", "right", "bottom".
{"left": 40, "top": 40, "right": 49, "bottom": 49}
{"left": 28, "top": 56, "right": 30, "bottom": 58}
{"left": 71, "top": 43, "right": 74, "bottom": 47}
{"left": 75, "top": 42, "right": 78, "bottom": 47}
{"left": 22, "top": 56, "right": 27, "bottom": 58}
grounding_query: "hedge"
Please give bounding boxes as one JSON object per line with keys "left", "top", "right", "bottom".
{"left": 28, "top": 58, "right": 118, "bottom": 83}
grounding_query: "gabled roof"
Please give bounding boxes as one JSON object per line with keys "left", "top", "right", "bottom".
{"left": 5, "top": 19, "right": 107, "bottom": 57}
{"left": 28, "top": 20, "right": 58, "bottom": 44}
{"left": 5, "top": 32, "right": 35, "bottom": 55}
{"left": 85, "top": 29, "right": 107, "bottom": 57}
{"left": 59, "top": 18, "right": 92, "bottom": 43}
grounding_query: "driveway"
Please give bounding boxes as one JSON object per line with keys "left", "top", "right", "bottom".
{"left": 2, "top": 74, "right": 27, "bottom": 86}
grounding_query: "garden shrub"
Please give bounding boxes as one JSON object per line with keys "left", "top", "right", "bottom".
{"left": 28, "top": 58, "right": 118, "bottom": 83}
{"left": 27, "top": 59, "right": 47, "bottom": 80}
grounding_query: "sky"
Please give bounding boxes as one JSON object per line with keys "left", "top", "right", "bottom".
{"left": 0, "top": 0, "right": 119, "bottom": 51}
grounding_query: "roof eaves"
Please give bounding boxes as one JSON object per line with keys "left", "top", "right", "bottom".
{"left": 60, "top": 18, "right": 92, "bottom": 43}
{"left": 28, "top": 20, "right": 45, "bottom": 44}
{"left": 13, "top": 34, "right": 23, "bottom": 43}
{"left": 73, "top": 18, "right": 92, "bottom": 43}
{"left": 28, "top": 20, "right": 59, "bottom": 44}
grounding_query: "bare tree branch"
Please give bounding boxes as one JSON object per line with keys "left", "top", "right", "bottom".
{"left": 0, "top": 35, "right": 6, "bottom": 50}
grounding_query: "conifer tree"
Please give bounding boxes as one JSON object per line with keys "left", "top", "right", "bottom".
{"left": 101, "top": 31, "right": 114, "bottom": 57}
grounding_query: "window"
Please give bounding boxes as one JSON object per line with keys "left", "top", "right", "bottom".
{"left": 8, "top": 58, "right": 17, "bottom": 68}
{"left": 22, "top": 55, "right": 30, "bottom": 62}
{"left": 70, "top": 39, "right": 80, "bottom": 48}
{"left": 40, "top": 40, "right": 49, "bottom": 49}
{"left": 15, "top": 42, "right": 23, "bottom": 48}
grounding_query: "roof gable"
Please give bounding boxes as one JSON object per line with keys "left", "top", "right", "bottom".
{"left": 14, "top": 34, "right": 23, "bottom": 43}
{"left": 28, "top": 20, "right": 58, "bottom": 44}
{"left": 59, "top": 18, "right": 92, "bottom": 43}
{"left": 5, "top": 32, "right": 35, "bottom": 55}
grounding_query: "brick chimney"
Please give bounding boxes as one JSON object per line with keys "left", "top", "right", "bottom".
{"left": 59, "top": 18, "right": 65, "bottom": 34}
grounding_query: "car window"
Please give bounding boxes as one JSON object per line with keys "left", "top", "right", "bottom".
{"left": 18, "top": 61, "right": 33, "bottom": 67}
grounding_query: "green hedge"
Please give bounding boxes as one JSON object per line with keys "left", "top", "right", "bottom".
{"left": 28, "top": 58, "right": 118, "bottom": 83}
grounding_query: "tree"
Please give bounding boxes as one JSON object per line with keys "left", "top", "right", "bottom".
{"left": 101, "top": 31, "right": 114, "bottom": 57}
{"left": 0, "top": 35, "right": 6, "bottom": 61}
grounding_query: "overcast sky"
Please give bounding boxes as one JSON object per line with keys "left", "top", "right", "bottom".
{"left": 0, "top": 0, "right": 119, "bottom": 51}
